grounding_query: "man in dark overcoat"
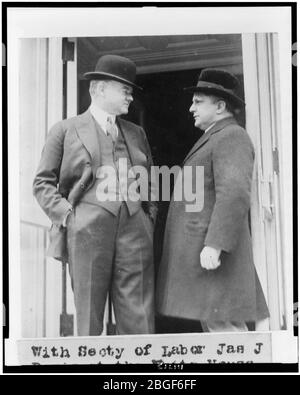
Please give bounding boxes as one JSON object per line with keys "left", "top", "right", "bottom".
{"left": 156, "top": 69, "right": 269, "bottom": 332}
{"left": 33, "top": 55, "right": 157, "bottom": 336}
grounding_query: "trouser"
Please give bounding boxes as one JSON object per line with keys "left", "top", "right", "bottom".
{"left": 201, "top": 321, "right": 248, "bottom": 332}
{"left": 67, "top": 202, "right": 155, "bottom": 336}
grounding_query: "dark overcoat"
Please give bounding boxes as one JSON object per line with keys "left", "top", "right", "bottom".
{"left": 156, "top": 117, "right": 269, "bottom": 323}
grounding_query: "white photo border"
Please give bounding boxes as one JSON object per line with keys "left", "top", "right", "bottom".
{"left": 4, "top": 3, "right": 298, "bottom": 370}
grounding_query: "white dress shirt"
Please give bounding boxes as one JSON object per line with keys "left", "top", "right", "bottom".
{"left": 90, "top": 103, "right": 118, "bottom": 136}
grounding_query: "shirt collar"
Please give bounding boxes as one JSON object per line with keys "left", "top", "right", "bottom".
{"left": 204, "top": 115, "right": 234, "bottom": 133}
{"left": 204, "top": 122, "right": 216, "bottom": 134}
{"left": 90, "top": 103, "right": 116, "bottom": 134}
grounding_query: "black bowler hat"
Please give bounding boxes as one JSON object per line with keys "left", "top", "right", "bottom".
{"left": 84, "top": 54, "right": 142, "bottom": 90}
{"left": 184, "top": 68, "right": 245, "bottom": 108}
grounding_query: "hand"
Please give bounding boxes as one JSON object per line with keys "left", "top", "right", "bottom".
{"left": 200, "top": 246, "right": 221, "bottom": 270}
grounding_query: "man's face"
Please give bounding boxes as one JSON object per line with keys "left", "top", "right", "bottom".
{"left": 189, "top": 93, "right": 219, "bottom": 130}
{"left": 100, "top": 80, "right": 133, "bottom": 115}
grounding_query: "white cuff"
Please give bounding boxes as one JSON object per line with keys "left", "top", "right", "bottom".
{"left": 62, "top": 206, "right": 73, "bottom": 227}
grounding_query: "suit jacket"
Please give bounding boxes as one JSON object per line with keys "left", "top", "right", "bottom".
{"left": 33, "top": 109, "right": 157, "bottom": 262}
{"left": 156, "top": 117, "right": 269, "bottom": 322}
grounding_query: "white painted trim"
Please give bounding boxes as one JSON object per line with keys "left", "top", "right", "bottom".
{"left": 242, "top": 33, "right": 270, "bottom": 331}
{"left": 47, "top": 38, "right": 63, "bottom": 130}
{"left": 67, "top": 37, "right": 78, "bottom": 118}
{"left": 8, "top": 29, "right": 22, "bottom": 339}
{"left": 275, "top": 27, "right": 294, "bottom": 333}
{"left": 242, "top": 32, "right": 292, "bottom": 331}
{"left": 21, "top": 203, "right": 50, "bottom": 229}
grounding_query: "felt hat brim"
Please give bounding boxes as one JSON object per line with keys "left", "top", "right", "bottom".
{"left": 184, "top": 84, "right": 245, "bottom": 108}
{"left": 83, "top": 71, "right": 142, "bottom": 90}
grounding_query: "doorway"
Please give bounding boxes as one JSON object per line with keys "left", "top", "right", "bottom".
{"left": 77, "top": 34, "right": 244, "bottom": 333}
{"left": 78, "top": 68, "right": 246, "bottom": 334}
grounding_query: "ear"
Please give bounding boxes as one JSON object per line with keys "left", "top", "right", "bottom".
{"left": 97, "top": 80, "right": 106, "bottom": 96}
{"left": 216, "top": 100, "right": 226, "bottom": 114}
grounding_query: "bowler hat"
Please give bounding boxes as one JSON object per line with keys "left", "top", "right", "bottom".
{"left": 84, "top": 54, "right": 142, "bottom": 90}
{"left": 184, "top": 68, "right": 245, "bottom": 108}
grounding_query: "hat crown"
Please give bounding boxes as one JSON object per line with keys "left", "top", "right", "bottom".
{"left": 199, "top": 68, "right": 240, "bottom": 91}
{"left": 94, "top": 54, "right": 136, "bottom": 83}
{"left": 83, "top": 54, "right": 141, "bottom": 89}
{"left": 184, "top": 68, "right": 244, "bottom": 108}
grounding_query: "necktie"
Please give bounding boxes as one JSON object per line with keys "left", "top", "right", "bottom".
{"left": 106, "top": 116, "right": 118, "bottom": 143}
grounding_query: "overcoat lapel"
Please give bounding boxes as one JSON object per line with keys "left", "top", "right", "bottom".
{"left": 183, "top": 116, "right": 237, "bottom": 165}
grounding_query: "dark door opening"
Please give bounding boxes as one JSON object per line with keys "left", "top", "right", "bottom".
{"left": 134, "top": 70, "right": 205, "bottom": 333}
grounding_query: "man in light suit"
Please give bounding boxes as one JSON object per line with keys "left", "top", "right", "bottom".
{"left": 157, "top": 69, "right": 269, "bottom": 332}
{"left": 33, "top": 55, "right": 157, "bottom": 336}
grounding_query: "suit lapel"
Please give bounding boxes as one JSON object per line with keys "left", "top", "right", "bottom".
{"left": 75, "top": 109, "right": 101, "bottom": 169}
{"left": 75, "top": 112, "right": 144, "bottom": 167}
{"left": 183, "top": 116, "right": 237, "bottom": 164}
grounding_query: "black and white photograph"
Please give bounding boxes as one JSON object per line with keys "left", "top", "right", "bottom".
{"left": 3, "top": 3, "right": 298, "bottom": 372}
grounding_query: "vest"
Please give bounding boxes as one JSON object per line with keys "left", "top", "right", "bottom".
{"left": 82, "top": 119, "right": 141, "bottom": 216}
